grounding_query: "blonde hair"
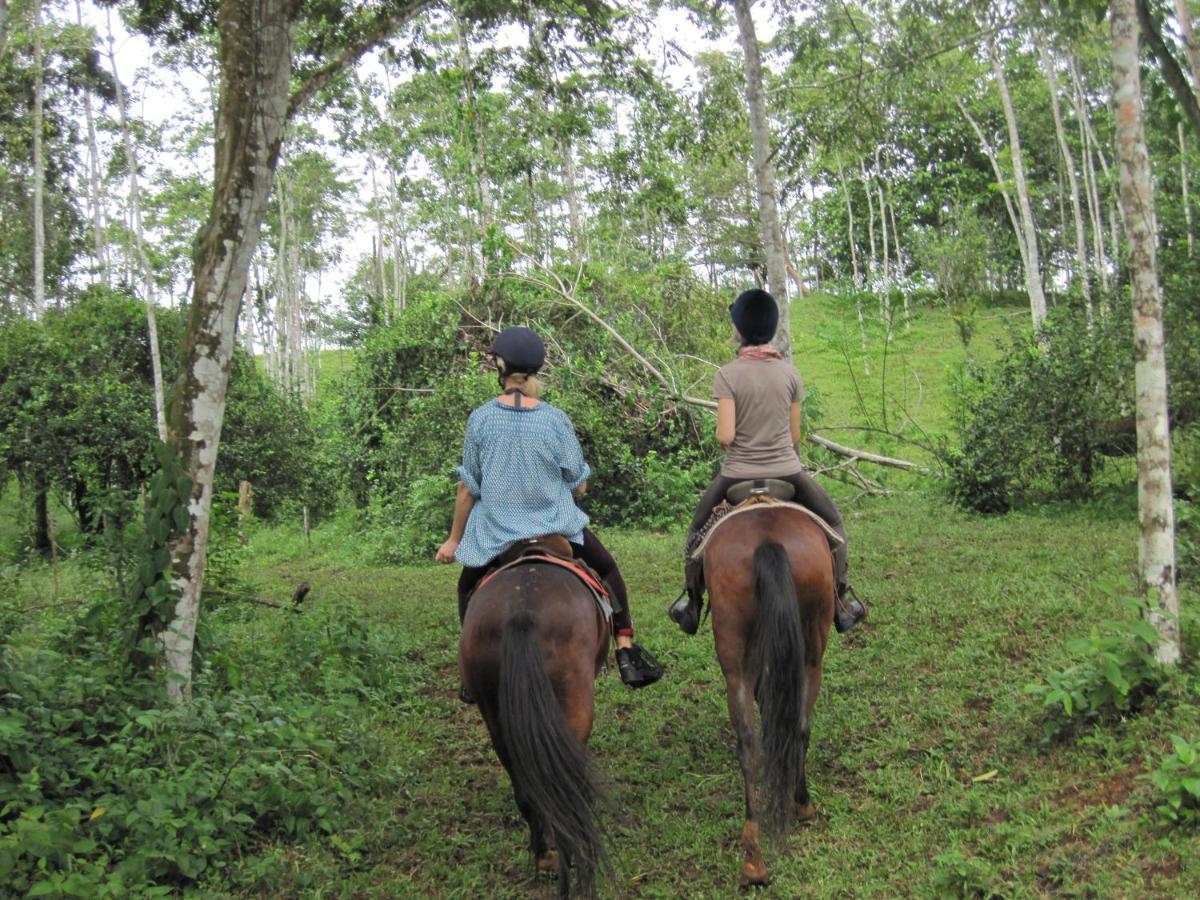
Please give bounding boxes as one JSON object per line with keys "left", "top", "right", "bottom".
{"left": 500, "top": 368, "right": 543, "bottom": 399}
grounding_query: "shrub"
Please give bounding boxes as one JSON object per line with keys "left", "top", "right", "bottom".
{"left": 1146, "top": 735, "right": 1200, "bottom": 828}
{"left": 945, "top": 309, "right": 1132, "bottom": 513}
{"left": 1024, "top": 597, "right": 1170, "bottom": 738}
{"left": 0, "top": 603, "right": 401, "bottom": 896}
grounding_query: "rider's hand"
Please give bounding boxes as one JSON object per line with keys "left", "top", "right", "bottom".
{"left": 435, "top": 538, "right": 459, "bottom": 563}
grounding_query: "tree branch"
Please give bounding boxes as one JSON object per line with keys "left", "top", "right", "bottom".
{"left": 288, "top": 1, "right": 436, "bottom": 119}
{"left": 1137, "top": 0, "right": 1200, "bottom": 138}
{"left": 504, "top": 246, "right": 928, "bottom": 474}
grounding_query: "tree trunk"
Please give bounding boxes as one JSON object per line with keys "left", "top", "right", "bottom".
{"left": 0, "top": 0, "right": 9, "bottom": 62}
{"left": 1112, "top": 0, "right": 1181, "bottom": 666}
{"left": 835, "top": 155, "right": 861, "bottom": 286}
{"left": 1181, "top": 121, "right": 1194, "bottom": 257}
{"left": 957, "top": 97, "right": 1032, "bottom": 308}
{"left": 161, "top": 0, "right": 294, "bottom": 703}
{"left": 31, "top": 0, "right": 45, "bottom": 317}
{"left": 991, "top": 45, "right": 1047, "bottom": 328}
{"left": 1174, "top": 0, "right": 1200, "bottom": 93}
{"left": 1040, "top": 42, "right": 1092, "bottom": 315}
{"left": 77, "top": 0, "right": 108, "bottom": 284}
{"left": 861, "top": 159, "right": 877, "bottom": 280}
{"left": 732, "top": 0, "right": 789, "bottom": 358}
{"left": 108, "top": 11, "right": 167, "bottom": 441}
{"left": 33, "top": 472, "right": 50, "bottom": 555}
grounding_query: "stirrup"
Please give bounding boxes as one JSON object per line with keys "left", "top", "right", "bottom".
{"left": 667, "top": 590, "right": 700, "bottom": 636}
{"left": 616, "top": 644, "right": 662, "bottom": 689}
{"left": 834, "top": 586, "right": 867, "bottom": 634}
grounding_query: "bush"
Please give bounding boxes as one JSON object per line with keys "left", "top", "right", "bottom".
{"left": 0, "top": 603, "right": 401, "bottom": 896}
{"left": 1146, "top": 735, "right": 1200, "bottom": 828}
{"left": 1024, "top": 596, "right": 1170, "bottom": 738}
{"left": 946, "top": 309, "right": 1132, "bottom": 513}
{"left": 332, "top": 269, "right": 728, "bottom": 549}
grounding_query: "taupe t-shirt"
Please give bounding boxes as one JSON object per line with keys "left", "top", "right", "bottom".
{"left": 714, "top": 357, "right": 805, "bottom": 478}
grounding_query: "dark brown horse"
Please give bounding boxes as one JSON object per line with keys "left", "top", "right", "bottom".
{"left": 704, "top": 504, "right": 836, "bottom": 886}
{"left": 459, "top": 561, "right": 610, "bottom": 898}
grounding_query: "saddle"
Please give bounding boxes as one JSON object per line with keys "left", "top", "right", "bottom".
{"left": 688, "top": 481, "right": 844, "bottom": 563}
{"left": 475, "top": 535, "right": 614, "bottom": 627}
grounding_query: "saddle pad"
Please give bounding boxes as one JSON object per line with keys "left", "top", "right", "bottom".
{"left": 477, "top": 554, "right": 614, "bottom": 627}
{"left": 689, "top": 498, "right": 844, "bottom": 562}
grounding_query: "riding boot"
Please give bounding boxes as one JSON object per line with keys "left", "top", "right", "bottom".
{"left": 615, "top": 643, "right": 663, "bottom": 688}
{"left": 458, "top": 588, "right": 476, "bottom": 702}
{"left": 834, "top": 584, "right": 867, "bottom": 634}
{"left": 668, "top": 557, "right": 705, "bottom": 636}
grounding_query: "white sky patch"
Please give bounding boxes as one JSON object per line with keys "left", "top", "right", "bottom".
{"left": 77, "top": 1, "right": 780, "bottom": 318}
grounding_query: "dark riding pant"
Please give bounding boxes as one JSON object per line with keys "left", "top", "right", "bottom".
{"left": 686, "top": 470, "right": 849, "bottom": 593}
{"left": 458, "top": 528, "right": 633, "bottom": 634}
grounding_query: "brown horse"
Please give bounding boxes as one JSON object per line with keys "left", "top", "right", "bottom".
{"left": 704, "top": 504, "right": 836, "bottom": 886}
{"left": 459, "top": 561, "right": 610, "bottom": 898}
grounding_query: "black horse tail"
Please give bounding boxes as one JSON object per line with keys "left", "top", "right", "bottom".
{"left": 499, "top": 610, "right": 605, "bottom": 898}
{"left": 751, "top": 540, "right": 808, "bottom": 838}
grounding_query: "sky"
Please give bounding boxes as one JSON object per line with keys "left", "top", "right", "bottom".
{"left": 77, "top": 1, "right": 780, "bottom": 310}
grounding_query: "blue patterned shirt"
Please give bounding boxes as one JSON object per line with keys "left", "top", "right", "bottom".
{"left": 454, "top": 399, "right": 591, "bottom": 568}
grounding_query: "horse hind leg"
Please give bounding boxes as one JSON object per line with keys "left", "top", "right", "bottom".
{"left": 725, "top": 671, "right": 768, "bottom": 887}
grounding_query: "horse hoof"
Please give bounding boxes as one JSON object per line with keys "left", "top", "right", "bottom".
{"left": 536, "top": 851, "right": 559, "bottom": 872}
{"left": 739, "top": 861, "right": 769, "bottom": 888}
{"left": 797, "top": 802, "right": 817, "bottom": 822}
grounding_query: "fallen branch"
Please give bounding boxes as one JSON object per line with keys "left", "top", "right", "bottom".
{"left": 502, "top": 246, "right": 929, "bottom": 474}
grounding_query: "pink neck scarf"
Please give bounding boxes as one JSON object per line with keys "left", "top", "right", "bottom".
{"left": 737, "top": 344, "right": 783, "bottom": 361}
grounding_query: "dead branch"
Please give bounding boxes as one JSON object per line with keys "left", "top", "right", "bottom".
{"left": 501, "top": 244, "right": 928, "bottom": 474}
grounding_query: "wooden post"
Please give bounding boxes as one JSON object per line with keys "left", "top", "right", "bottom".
{"left": 303, "top": 505, "right": 311, "bottom": 548}
{"left": 237, "top": 480, "right": 253, "bottom": 543}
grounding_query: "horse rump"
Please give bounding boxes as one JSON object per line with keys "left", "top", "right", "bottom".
{"left": 498, "top": 610, "right": 607, "bottom": 897}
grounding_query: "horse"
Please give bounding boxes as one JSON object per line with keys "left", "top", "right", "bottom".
{"left": 703, "top": 503, "right": 836, "bottom": 886}
{"left": 459, "top": 559, "right": 611, "bottom": 899}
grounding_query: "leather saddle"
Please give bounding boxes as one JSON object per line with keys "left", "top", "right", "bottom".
{"left": 491, "top": 534, "right": 574, "bottom": 568}
{"left": 475, "top": 536, "right": 614, "bottom": 625}
{"left": 723, "top": 478, "right": 796, "bottom": 505}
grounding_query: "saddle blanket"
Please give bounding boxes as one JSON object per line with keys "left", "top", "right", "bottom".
{"left": 689, "top": 498, "right": 844, "bottom": 562}
{"left": 478, "top": 553, "right": 614, "bottom": 627}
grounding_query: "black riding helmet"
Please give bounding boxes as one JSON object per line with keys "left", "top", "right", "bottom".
{"left": 729, "top": 288, "right": 779, "bottom": 345}
{"left": 489, "top": 326, "right": 545, "bottom": 382}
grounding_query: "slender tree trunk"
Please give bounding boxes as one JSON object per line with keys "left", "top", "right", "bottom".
{"left": 836, "top": 155, "right": 861, "bottom": 286}
{"left": 0, "top": 0, "right": 9, "bottom": 62}
{"left": 32, "top": 0, "right": 46, "bottom": 317}
{"left": 561, "top": 137, "right": 583, "bottom": 260}
{"left": 861, "top": 159, "right": 877, "bottom": 280}
{"left": 1181, "top": 121, "right": 1194, "bottom": 256}
{"left": 957, "top": 98, "right": 1032, "bottom": 309}
{"left": 1040, "top": 43, "right": 1092, "bottom": 314}
{"left": 33, "top": 473, "right": 50, "bottom": 555}
{"left": 992, "top": 45, "right": 1047, "bottom": 327}
{"left": 1112, "top": 0, "right": 1180, "bottom": 666}
{"left": 1174, "top": 0, "right": 1200, "bottom": 93}
{"left": 387, "top": 171, "right": 402, "bottom": 316}
{"left": 108, "top": 11, "right": 167, "bottom": 441}
{"left": 77, "top": 0, "right": 108, "bottom": 283}
{"left": 162, "top": 0, "right": 294, "bottom": 703}
{"left": 732, "top": 0, "right": 790, "bottom": 358}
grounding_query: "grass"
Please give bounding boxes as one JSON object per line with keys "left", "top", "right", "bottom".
{"left": 791, "top": 292, "right": 1027, "bottom": 467}
{"left": 7, "top": 291, "right": 1198, "bottom": 896}
{"left": 177, "top": 485, "right": 1200, "bottom": 898}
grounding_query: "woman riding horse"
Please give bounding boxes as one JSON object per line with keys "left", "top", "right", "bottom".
{"left": 436, "top": 325, "right": 662, "bottom": 696}
{"left": 669, "top": 288, "right": 867, "bottom": 635}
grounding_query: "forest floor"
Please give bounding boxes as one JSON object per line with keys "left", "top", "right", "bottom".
{"left": 195, "top": 484, "right": 1200, "bottom": 898}
{"left": 5, "top": 295, "right": 1200, "bottom": 897}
